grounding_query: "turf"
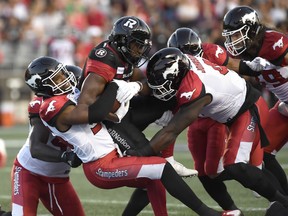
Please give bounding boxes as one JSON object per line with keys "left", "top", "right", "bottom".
{"left": 1, "top": 124, "right": 286, "bottom": 215}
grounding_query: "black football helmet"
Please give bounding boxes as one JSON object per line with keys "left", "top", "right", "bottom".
{"left": 146, "top": 47, "right": 190, "bottom": 101}
{"left": 167, "top": 27, "right": 202, "bottom": 56}
{"left": 25, "top": 56, "right": 77, "bottom": 97}
{"left": 109, "top": 16, "right": 152, "bottom": 67}
{"left": 222, "top": 6, "right": 261, "bottom": 56}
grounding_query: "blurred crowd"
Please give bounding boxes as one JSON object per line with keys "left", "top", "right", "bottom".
{"left": 0, "top": 0, "right": 287, "bottom": 70}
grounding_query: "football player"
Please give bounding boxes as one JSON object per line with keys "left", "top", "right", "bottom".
{"left": 166, "top": 27, "right": 243, "bottom": 214}
{"left": 9, "top": 62, "right": 85, "bottom": 216}
{"left": 78, "top": 15, "right": 197, "bottom": 178}
{"left": 26, "top": 56, "right": 223, "bottom": 216}
{"left": 222, "top": 6, "right": 288, "bottom": 198}
{"left": 123, "top": 28, "right": 245, "bottom": 216}
{"left": 127, "top": 47, "right": 288, "bottom": 213}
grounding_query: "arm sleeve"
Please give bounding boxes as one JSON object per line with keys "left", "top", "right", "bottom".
{"left": 239, "top": 60, "right": 261, "bottom": 76}
{"left": 88, "top": 82, "right": 118, "bottom": 124}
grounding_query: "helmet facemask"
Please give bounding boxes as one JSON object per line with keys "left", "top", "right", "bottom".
{"left": 120, "top": 33, "right": 152, "bottom": 67}
{"left": 148, "top": 80, "right": 177, "bottom": 101}
{"left": 222, "top": 25, "right": 250, "bottom": 56}
{"left": 42, "top": 64, "right": 77, "bottom": 96}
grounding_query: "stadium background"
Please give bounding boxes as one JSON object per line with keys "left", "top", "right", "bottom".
{"left": 0, "top": 0, "right": 287, "bottom": 126}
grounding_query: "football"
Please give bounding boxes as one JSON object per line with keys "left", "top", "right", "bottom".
{"left": 111, "top": 99, "right": 120, "bottom": 113}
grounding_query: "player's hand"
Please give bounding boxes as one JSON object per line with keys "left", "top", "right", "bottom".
{"left": 244, "top": 57, "right": 271, "bottom": 72}
{"left": 113, "top": 80, "right": 142, "bottom": 103}
{"left": 115, "top": 101, "right": 130, "bottom": 123}
{"left": 60, "top": 151, "right": 82, "bottom": 168}
{"left": 155, "top": 110, "right": 173, "bottom": 127}
{"left": 123, "top": 145, "right": 156, "bottom": 157}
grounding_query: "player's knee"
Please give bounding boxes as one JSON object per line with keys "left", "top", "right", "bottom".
{"left": 224, "top": 163, "right": 264, "bottom": 188}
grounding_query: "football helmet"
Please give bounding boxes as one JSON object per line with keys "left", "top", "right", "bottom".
{"left": 167, "top": 27, "right": 202, "bottom": 56}
{"left": 146, "top": 47, "right": 190, "bottom": 101}
{"left": 25, "top": 56, "right": 77, "bottom": 97}
{"left": 222, "top": 6, "right": 261, "bottom": 56}
{"left": 65, "top": 65, "right": 82, "bottom": 83}
{"left": 109, "top": 16, "right": 152, "bottom": 67}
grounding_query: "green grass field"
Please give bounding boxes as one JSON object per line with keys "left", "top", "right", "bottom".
{"left": 0, "top": 125, "right": 287, "bottom": 215}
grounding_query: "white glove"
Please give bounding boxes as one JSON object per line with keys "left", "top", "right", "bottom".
{"left": 115, "top": 100, "right": 130, "bottom": 123}
{"left": 113, "top": 79, "right": 142, "bottom": 103}
{"left": 245, "top": 57, "right": 271, "bottom": 72}
{"left": 155, "top": 110, "right": 173, "bottom": 127}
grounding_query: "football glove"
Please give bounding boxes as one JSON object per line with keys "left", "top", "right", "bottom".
{"left": 60, "top": 151, "right": 82, "bottom": 168}
{"left": 155, "top": 110, "right": 173, "bottom": 127}
{"left": 115, "top": 100, "right": 130, "bottom": 123}
{"left": 113, "top": 79, "right": 142, "bottom": 103}
{"left": 244, "top": 57, "right": 271, "bottom": 72}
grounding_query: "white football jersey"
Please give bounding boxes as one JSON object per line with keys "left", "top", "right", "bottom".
{"left": 177, "top": 56, "right": 247, "bottom": 123}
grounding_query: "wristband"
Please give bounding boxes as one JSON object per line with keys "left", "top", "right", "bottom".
{"left": 239, "top": 60, "right": 261, "bottom": 76}
{"left": 136, "top": 81, "right": 143, "bottom": 91}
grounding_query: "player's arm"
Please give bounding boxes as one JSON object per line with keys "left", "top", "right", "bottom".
{"left": 226, "top": 57, "right": 241, "bottom": 72}
{"left": 131, "top": 68, "right": 151, "bottom": 96}
{"left": 125, "top": 95, "right": 212, "bottom": 156}
{"left": 56, "top": 82, "right": 120, "bottom": 131}
{"left": 149, "top": 95, "right": 212, "bottom": 153}
{"left": 78, "top": 73, "right": 107, "bottom": 106}
{"left": 78, "top": 72, "right": 120, "bottom": 122}
{"left": 29, "top": 117, "right": 65, "bottom": 162}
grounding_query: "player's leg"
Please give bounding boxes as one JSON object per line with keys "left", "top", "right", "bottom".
{"left": 264, "top": 102, "right": 288, "bottom": 195}
{"left": 221, "top": 109, "right": 288, "bottom": 207}
{"left": 189, "top": 119, "right": 240, "bottom": 211}
{"left": 83, "top": 150, "right": 221, "bottom": 216}
{"left": 11, "top": 161, "right": 40, "bottom": 215}
{"left": 122, "top": 188, "right": 149, "bottom": 216}
{"left": 40, "top": 178, "right": 85, "bottom": 216}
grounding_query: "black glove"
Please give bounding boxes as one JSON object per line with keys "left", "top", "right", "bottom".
{"left": 60, "top": 151, "right": 82, "bottom": 168}
{"left": 124, "top": 145, "right": 156, "bottom": 157}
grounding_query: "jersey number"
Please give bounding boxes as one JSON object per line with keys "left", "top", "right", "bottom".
{"left": 258, "top": 69, "right": 288, "bottom": 87}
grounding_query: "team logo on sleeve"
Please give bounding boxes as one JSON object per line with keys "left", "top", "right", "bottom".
{"left": 45, "top": 100, "right": 56, "bottom": 115}
{"left": 180, "top": 89, "right": 196, "bottom": 100}
{"left": 272, "top": 37, "right": 284, "bottom": 50}
{"left": 215, "top": 46, "right": 224, "bottom": 58}
{"left": 95, "top": 48, "right": 107, "bottom": 58}
{"left": 29, "top": 100, "right": 41, "bottom": 108}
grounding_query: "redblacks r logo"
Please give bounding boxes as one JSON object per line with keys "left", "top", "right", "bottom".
{"left": 95, "top": 48, "right": 107, "bottom": 58}
{"left": 123, "top": 18, "right": 138, "bottom": 29}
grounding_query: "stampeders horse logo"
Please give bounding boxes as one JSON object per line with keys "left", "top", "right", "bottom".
{"left": 180, "top": 89, "right": 196, "bottom": 100}
{"left": 26, "top": 74, "right": 41, "bottom": 88}
{"left": 215, "top": 45, "right": 224, "bottom": 58}
{"left": 29, "top": 100, "right": 41, "bottom": 108}
{"left": 45, "top": 100, "right": 56, "bottom": 115}
{"left": 162, "top": 60, "right": 180, "bottom": 79}
{"left": 273, "top": 37, "right": 284, "bottom": 50}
